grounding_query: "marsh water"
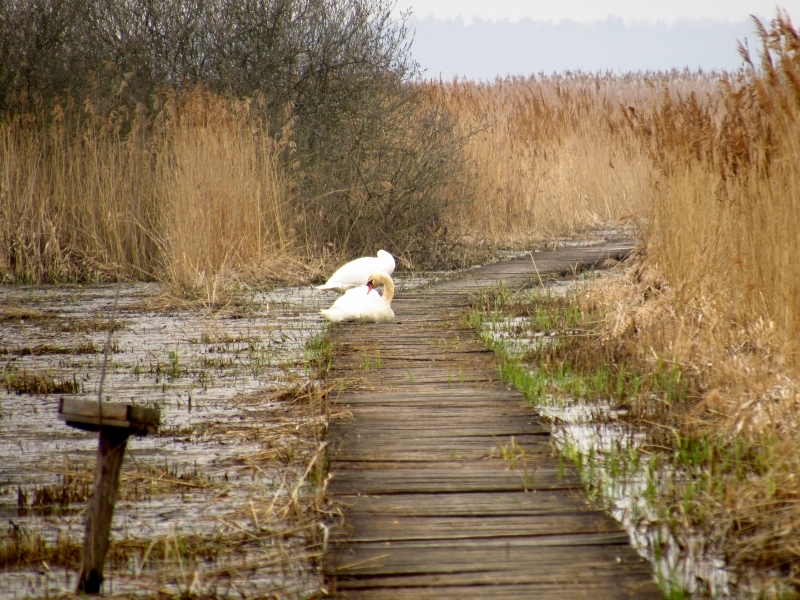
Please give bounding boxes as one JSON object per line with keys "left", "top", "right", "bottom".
{"left": 0, "top": 283, "right": 324, "bottom": 597}
{"left": 0, "top": 272, "right": 448, "bottom": 598}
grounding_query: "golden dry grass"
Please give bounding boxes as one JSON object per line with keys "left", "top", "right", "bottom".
{"left": 438, "top": 10, "right": 800, "bottom": 588}
{"left": 0, "top": 87, "right": 294, "bottom": 296}
{"left": 573, "top": 13, "right": 800, "bottom": 585}
{"left": 429, "top": 12, "right": 799, "bottom": 425}
{"left": 605, "top": 14, "right": 800, "bottom": 580}
{"left": 155, "top": 90, "right": 295, "bottom": 296}
{"left": 424, "top": 72, "right": 721, "bottom": 245}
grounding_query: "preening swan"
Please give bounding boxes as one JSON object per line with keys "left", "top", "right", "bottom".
{"left": 320, "top": 272, "right": 395, "bottom": 323}
{"left": 316, "top": 250, "right": 395, "bottom": 293}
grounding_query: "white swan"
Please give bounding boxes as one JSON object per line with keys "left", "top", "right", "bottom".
{"left": 316, "top": 250, "right": 395, "bottom": 293}
{"left": 320, "top": 272, "right": 395, "bottom": 323}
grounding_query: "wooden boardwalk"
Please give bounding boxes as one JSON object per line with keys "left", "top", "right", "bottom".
{"left": 323, "top": 240, "right": 663, "bottom": 599}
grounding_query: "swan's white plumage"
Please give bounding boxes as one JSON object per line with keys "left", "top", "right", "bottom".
{"left": 316, "top": 250, "right": 395, "bottom": 293}
{"left": 320, "top": 272, "right": 395, "bottom": 322}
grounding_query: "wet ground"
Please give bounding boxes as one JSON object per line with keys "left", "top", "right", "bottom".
{"left": 9, "top": 246, "right": 738, "bottom": 598}
{"left": 0, "top": 271, "right": 446, "bottom": 598}
{"left": 0, "top": 270, "right": 419, "bottom": 595}
{"left": 479, "top": 275, "right": 749, "bottom": 599}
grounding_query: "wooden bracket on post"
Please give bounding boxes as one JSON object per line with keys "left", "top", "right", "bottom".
{"left": 58, "top": 397, "right": 160, "bottom": 595}
{"left": 58, "top": 397, "right": 160, "bottom": 434}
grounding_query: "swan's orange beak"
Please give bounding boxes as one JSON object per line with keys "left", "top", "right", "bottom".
{"left": 366, "top": 280, "right": 375, "bottom": 293}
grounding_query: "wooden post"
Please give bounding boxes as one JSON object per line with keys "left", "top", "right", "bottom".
{"left": 58, "top": 397, "right": 160, "bottom": 595}
{"left": 79, "top": 426, "right": 130, "bottom": 593}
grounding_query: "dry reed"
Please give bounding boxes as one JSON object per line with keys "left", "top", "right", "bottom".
{"left": 0, "top": 87, "right": 293, "bottom": 296}
{"left": 577, "top": 12, "right": 800, "bottom": 586}
{"left": 435, "top": 9, "right": 800, "bottom": 588}
{"left": 423, "top": 73, "right": 718, "bottom": 245}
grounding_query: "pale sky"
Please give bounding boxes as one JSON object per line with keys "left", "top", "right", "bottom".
{"left": 394, "top": 1, "right": 793, "bottom": 25}
{"left": 395, "top": 1, "right": 800, "bottom": 77}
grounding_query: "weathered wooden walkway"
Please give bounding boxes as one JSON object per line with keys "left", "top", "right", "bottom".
{"left": 323, "top": 240, "right": 663, "bottom": 599}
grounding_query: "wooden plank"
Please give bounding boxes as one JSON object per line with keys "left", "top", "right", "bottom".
{"left": 58, "top": 415, "right": 131, "bottom": 429}
{"left": 332, "top": 355, "right": 493, "bottom": 367}
{"left": 334, "top": 371, "right": 497, "bottom": 385}
{"left": 332, "top": 419, "right": 542, "bottom": 431}
{"left": 329, "top": 425, "right": 549, "bottom": 438}
{"left": 326, "top": 467, "right": 581, "bottom": 494}
{"left": 329, "top": 436, "right": 551, "bottom": 461}
{"left": 335, "top": 582, "right": 662, "bottom": 600}
{"left": 331, "top": 414, "right": 543, "bottom": 425}
{"left": 331, "top": 407, "right": 540, "bottom": 419}
{"left": 330, "top": 459, "right": 556, "bottom": 470}
{"left": 334, "top": 344, "right": 487, "bottom": 352}
{"left": 330, "top": 450, "right": 542, "bottom": 461}
{"left": 338, "top": 404, "right": 541, "bottom": 418}
{"left": 58, "top": 397, "right": 160, "bottom": 434}
{"left": 323, "top": 241, "right": 662, "bottom": 598}
{"left": 329, "top": 440, "right": 549, "bottom": 451}
{"left": 328, "top": 540, "right": 650, "bottom": 575}
{"left": 332, "top": 513, "right": 623, "bottom": 542}
{"left": 331, "top": 491, "right": 598, "bottom": 517}
{"left": 332, "top": 386, "right": 517, "bottom": 397}
{"left": 60, "top": 397, "right": 129, "bottom": 421}
{"left": 330, "top": 396, "right": 527, "bottom": 408}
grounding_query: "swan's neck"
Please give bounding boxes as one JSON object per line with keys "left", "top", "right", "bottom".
{"left": 381, "top": 277, "right": 395, "bottom": 303}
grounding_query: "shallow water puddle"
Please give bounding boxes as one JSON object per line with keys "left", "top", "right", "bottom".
{"left": 1, "top": 284, "right": 325, "bottom": 480}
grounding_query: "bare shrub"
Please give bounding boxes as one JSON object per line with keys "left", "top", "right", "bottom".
{"left": 294, "top": 83, "right": 468, "bottom": 267}
{"left": 0, "top": 0, "right": 467, "bottom": 279}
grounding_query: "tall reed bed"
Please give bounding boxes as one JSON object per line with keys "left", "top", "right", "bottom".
{"left": 425, "top": 72, "right": 719, "bottom": 244}
{"left": 634, "top": 13, "right": 800, "bottom": 361}
{"left": 434, "top": 12, "right": 800, "bottom": 584}
{"left": 0, "top": 87, "right": 292, "bottom": 296}
{"left": 612, "top": 14, "right": 800, "bottom": 578}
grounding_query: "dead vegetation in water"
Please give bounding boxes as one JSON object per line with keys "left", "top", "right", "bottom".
{"left": 0, "top": 525, "right": 82, "bottom": 571}
{"left": 0, "top": 306, "right": 55, "bottom": 322}
{"left": 473, "top": 271, "right": 798, "bottom": 595}
{"left": 131, "top": 288, "right": 268, "bottom": 317}
{"left": 0, "top": 280, "right": 333, "bottom": 595}
{"left": 1, "top": 374, "right": 333, "bottom": 595}
{"left": 0, "top": 310, "right": 128, "bottom": 333}
{"left": 55, "top": 317, "right": 127, "bottom": 333}
{"left": 1, "top": 368, "right": 81, "bottom": 395}
{"left": 0, "top": 340, "right": 119, "bottom": 356}
{"left": 583, "top": 259, "right": 800, "bottom": 591}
